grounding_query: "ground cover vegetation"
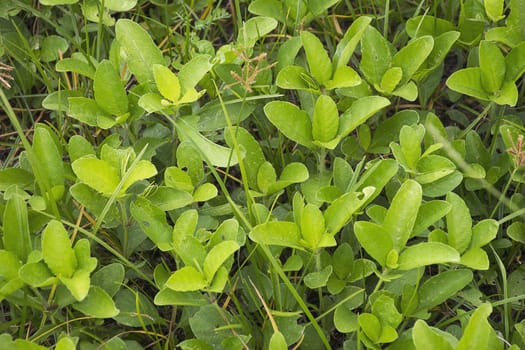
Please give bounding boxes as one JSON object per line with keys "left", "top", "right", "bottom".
{"left": 0, "top": 0, "right": 524, "bottom": 349}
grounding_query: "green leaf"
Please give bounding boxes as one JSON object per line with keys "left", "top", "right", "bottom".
{"left": 470, "top": 219, "right": 498, "bottom": 248}
{"left": 415, "top": 155, "right": 456, "bottom": 184}
{"left": 138, "top": 92, "right": 165, "bottom": 113}
{"left": 238, "top": 16, "right": 278, "bottom": 48}
{"left": 372, "top": 294, "right": 403, "bottom": 329}
{"left": 115, "top": 19, "right": 164, "bottom": 84}
{"left": 68, "top": 97, "right": 115, "bottom": 128}
{"left": 360, "top": 26, "right": 391, "bottom": 84}
{"left": 392, "top": 81, "right": 419, "bottom": 101}
{"left": 166, "top": 266, "right": 207, "bottom": 291}
{"left": 174, "top": 119, "right": 239, "bottom": 167}
{"left": 269, "top": 331, "right": 288, "bottom": 350}
{"left": 42, "top": 220, "right": 77, "bottom": 278}
{"left": 492, "top": 80, "right": 518, "bottom": 106}
{"left": 505, "top": 42, "right": 525, "bottom": 82}
{"left": 248, "top": 0, "right": 285, "bottom": 23}
{"left": 446, "top": 192, "right": 472, "bottom": 254}
{"left": 456, "top": 304, "right": 503, "bottom": 350}
{"left": 113, "top": 289, "right": 160, "bottom": 327}
{"left": 334, "top": 307, "right": 359, "bottom": 333}
{"left": 267, "top": 162, "right": 309, "bottom": 193}
{"left": 92, "top": 263, "right": 125, "bottom": 297}
{"left": 479, "top": 40, "right": 506, "bottom": 93}
{"left": 178, "top": 54, "right": 213, "bottom": 93}
{"left": 383, "top": 180, "right": 422, "bottom": 250}
{"left": 338, "top": 96, "right": 390, "bottom": 137}
{"left": 121, "top": 160, "right": 157, "bottom": 194}
{"left": 0, "top": 250, "right": 22, "bottom": 280}
{"left": 413, "top": 320, "right": 454, "bottom": 350}
{"left": 55, "top": 337, "right": 76, "bottom": 350}
{"left": 276, "top": 65, "right": 316, "bottom": 91}
{"left": 485, "top": 0, "right": 505, "bottom": 22}
{"left": 2, "top": 192, "right": 31, "bottom": 261}
{"left": 460, "top": 248, "right": 490, "bottom": 270}
{"left": 257, "top": 161, "right": 277, "bottom": 193}
{"left": 333, "top": 16, "right": 371, "bottom": 69}
{"left": 446, "top": 67, "right": 490, "bottom": 101}
{"left": 380, "top": 67, "right": 402, "bottom": 93}
{"left": 154, "top": 288, "right": 207, "bottom": 306}
{"left": 203, "top": 241, "right": 240, "bottom": 281}
{"left": 153, "top": 64, "right": 180, "bottom": 102}
{"left": 397, "top": 242, "right": 460, "bottom": 270}
{"left": 40, "top": 0, "right": 78, "bottom": 4}
{"left": 55, "top": 54, "right": 96, "bottom": 80}
{"left": 40, "top": 35, "right": 69, "bottom": 62}
{"left": 354, "top": 221, "right": 393, "bottom": 267}
{"left": 413, "top": 200, "right": 451, "bottom": 236}
{"left": 304, "top": 266, "right": 333, "bottom": 289}
{"left": 249, "top": 222, "right": 303, "bottom": 250}
{"left": 406, "top": 16, "right": 455, "bottom": 37}
{"left": 300, "top": 204, "right": 325, "bottom": 248}
{"left": 417, "top": 269, "right": 473, "bottom": 312}
{"left": 392, "top": 36, "right": 434, "bottom": 85}
{"left": 325, "top": 65, "right": 362, "bottom": 89}
{"left": 264, "top": 101, "right": 313, "bottom": 148}
{"left": 312, "top": 95, "right": 339, "bottom": 142}
{"left": 193, "top": 183, "right": 218, "bottom": 202}
{"left": 60, "top": 269, "right": 91, "bottom": 301}
{"left": 130, "top": 197, "right": 173, "bottom": 251}
{"left": 301, "top": 31, "right": 332, "bottom": 84}
{"left": 104, "top": 0, "right": 137, "bottom": 11}
{"left": 74, "top": 239, "right": 97, "bottom": 273}
{"left": 94, "top": 60, "right": 128, "bottom": 116}
{"left": 33, "top": 125, "right": 65, "bottom": 199}
{"left": 0, "top": 168, "right": 34, "bottom": 191}
{"left": 73, "top": 286, "right": 119, "bottom": 318}
{"left": 359, "top": 313, "right": 382, "bottom": 343}
{"left": 324, "top": 187, "right": 374, "bottom": 234}
{"left": 72, "top": 157, "right": 120, "bottom": 195}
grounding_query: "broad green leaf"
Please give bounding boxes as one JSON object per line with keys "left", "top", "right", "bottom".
{"left": 68, "top": 135, "right": 95, "bottom": 161}
{"left": 130, "top": 196, "right": 172, "bottom": 251}
{"left": 148, "top": 187, "right": 193, "bottom": 211}
{"left": 72, "top": 158, "right": 120, "bottom": 195}
{"left": 172, "top": 209, "right": 199, "bottom": 242}
{"left": 42, "top": 220, "right": 77, "bottom": 278}
{"left": 138, "top": 92, "right": 165, "bottom": 113}
{"left": 380, "top": 67, "right": 402, "bottom": 93}
{"left": 479, "top": 40, "right": 506, "bottom": 93}
{"left": 325, "top": 187, "right": 374, "bottom": 234}
{"left": 238, "top": 16, "right": 278, "bottom": 48}
{"left": 358, "top": 313, "right": 381, "bottom": 343}
{"left": 154, "top": 288, "right": 207, "bottom": 306}
{"left": 267, "top": 162, "right": 309, "bottom": 193}
{"left": 113, "top": 289, "right": 160, "bottom": 327}
{"left": 153, "top": 64, "right": 180, "bottom": 102}
{"left": 115, "top": 19, "right": 164, "bottom": 84}
{"left": 339, "top": 96, "right": 390, "bottom": 137}
{"left": 257, "top": 161, "right": 277, "bottom": 193}
{"left": 224, "top": 127, "right": 266, "bottom": 189}
{"left": 40, "top": 0, "right": 78, "bottom": 4}
{"left": 397, "top": 124, "right": 425, "bottom": 170}
{"left": 203, "top": 241, "right": 240, "bottom": 281}
{"left": 415, "top": 155, "right": 456, "bottom": 184}
{"left": 94, "top": 60, "right": 128, "bottom": 116}
{"left": 166, "top": 266, "right": 207, "bottom": 291}
{"left": 334, "top": 307, "right": 359, "bottom": 333}
{"left": 60, "top": 269, "right": 91, "bottom": 301}
{"left": 325, "top": 65, "right": 361, "bottom": 89}
{"left": 446, "top": 192, "right": 472, "bottom": 254}
{"left": 413, "top": 320, "right": 454, "bottom": 350}
{"left": 369, "top": 110, "right": 419, "bottom": 153}
{"left": 360, "top": 26, "right": 391, "bottom": 84}
{"left": 92, "top": 263, "right": 125, "bottom": 297}
{"left": 248, "top": 0, "right": 285, "bottom": 23}
{"left": 412, "top": 200, "right": 451, "bottom": 236}
{"left": 165, "top": 166, "right": 194, "bottom": 192}
{"left": 485, "top": 0, "right": 505, "bottom": 22}
{"left": 276, "top": 36, "right": 303, "bottom": 73}
{"left": 105, "top": 0, "right": 137, "bottom": 11}
{"left": 417, "top": 269, "right": 473, "bottom": 312}
{"left": 304, "top": 266, "right": 333, "bottom": 289}
{"left": 383, "top": 180, "right": 422, "bottom": 250}
{"left": 0, "top": 168, "right": 33, "bottom": 191}
{"left": 505, "top": 42, "right": 525, "bottom": 82}
{"left": 55, "top": 55, "right": 96, "bottom": 80}
{"left": 397, "top": 242, "right": 460, "bottom": 270}
{"left": 19, "top": 261, "right": 57, "bottom": 288}
{"left": 460, "top": 248, "right": 490, "bottom": 270}
{"left": 372, "top": 295, "right": 403, "bottom": 329}
{"left": 419, "top": 31, "right": 460, "bottom": 77}
{"left": 264, "top": 101, "right": 313, "bottom": 148}
{"left": 421, "top": 171, "right": 463, "bottom": 198}
{"left": 392, "top": 36, "right": 434, "bottom": 85}
{"left": 69, "top": 183, "right": 119, "bottom": 224}
{"left": 269, "top": 331, "right": 287, "bottom": 350}
{"left": 353, "top": 159, "right": 399, "bottom": 206}
{"left": 354, "top": 221, "right": 393, "bottom": 267}
{"left": 456, "top": 304, "right": 503, "bottom": 350}
{"left": 333, "top": 16, "right": 371, "bottom": 69}
{"left": 275, "top": 65, "right": 315, "bottom": 91}
{"left": 492, "top": 80, "right": 518, "bottom": 106}
{"left": 300, "top": 204, "right": 325, "bottom": 248}
{"left": 73, "top": 286, "right": 119, "bottom": 318}
{"left": 68, "top": 97, "right": 114, "bottom": 128}
{"left": 301, "top": 31, "right": 332, "bottom": 84}
{"left": 446, "top": 67, "right": 490, "bottom": 101}
{"left": 332, "top": 243, "right": 354, "bottom": 279}
{"left": 174, "top": 118, "right": 238, "bottom": 167}
{"left": 249, "top": 222, "right": 303, "bottom": 250}
{"left": 55, "top": 337, "right": 76, "bottom": 350}
{"left": 508, "top": 222, "right": 525, "bottom": 243}
{"left": 74, "top": 239, "right": 97, "bottom": 273}
{"left": 406, "top": 16, "right": 455, "bottom": 37}
{"left": 193, "top": 183, "right": 217, "bottom": 202}
{"left": 0, "top": 250, "right": 22, "bottom": 280}
{"left": 33, "top": 125, "right": 65, "bottom": 198}
{"left": 3, "top": 192, "right": 31, "bottom": 261}
{"left": 470, "top": 219, "right": 498, "bottom": 248}
{"left": 120, "top": 160, "right": 157, "bottom": 194}
{"left": 178, "top": 54, "right": 213, "bottom": 93}
{"left": 393, "top": 81, "right": 419, "bottom": 101}
{"left": 40, "top": 35, "right": 69, "bottom": 62}
{"left": 312, "top": 95, "right": 339, "bottom": 142}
